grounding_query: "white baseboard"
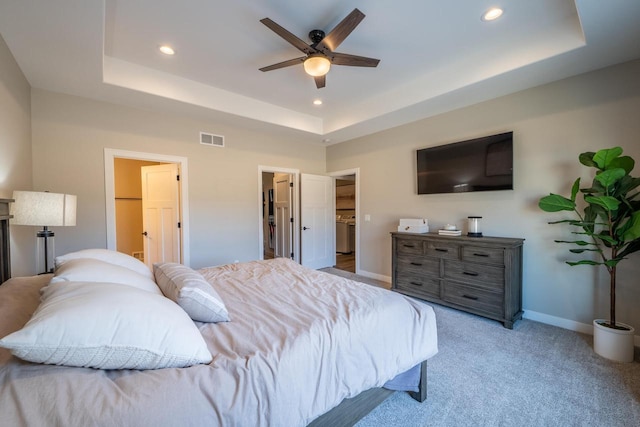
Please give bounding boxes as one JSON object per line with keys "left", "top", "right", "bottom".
{"left": 524, "top": 310, "right": 640, "bottom": 347}
{"left": 356, "top": 269, "right": 391, "bottom": 285}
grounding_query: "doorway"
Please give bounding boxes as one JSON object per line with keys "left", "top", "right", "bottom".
{"left": 258, "top": 166, "right": 299, "bottom": 262}
{"left": 330, "top": 168, "right": 359, "bottom": 274}
{"left": 104, "top": 149, "right": 191, "bottom": 266}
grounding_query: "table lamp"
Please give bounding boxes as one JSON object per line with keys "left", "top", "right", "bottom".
{"left": 11, "top": 191, "right": 77, "bottom": 274}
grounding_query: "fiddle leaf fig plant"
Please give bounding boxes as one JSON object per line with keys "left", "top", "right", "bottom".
{"left": 538, "top": 147, "right": 640, "bottom": 329}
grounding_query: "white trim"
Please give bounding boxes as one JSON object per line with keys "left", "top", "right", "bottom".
{"left": 104, "top": 148, "right": 191, "bottom": 267}
{"left": 257, "top": 165, "right": 300, "bottom": 263}
{"left": 328, "top": 168, "right": 360, "bottom": 273}
{"left": 523, "top": 310, "right": 640, "bottom": 346}
{"left": 357, "top": 269, "right": 391, "bottom": 285}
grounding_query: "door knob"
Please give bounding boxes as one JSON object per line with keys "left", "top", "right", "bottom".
{"left": 142, "top": 231, "right": 148, "bottom": 236}
{"left": 303, "top": 226, "right": 310, "bottom": 230}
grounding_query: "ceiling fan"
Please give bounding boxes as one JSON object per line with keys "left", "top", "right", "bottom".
{"left": 259, "top": 8, "right": 380, "bottom": 89}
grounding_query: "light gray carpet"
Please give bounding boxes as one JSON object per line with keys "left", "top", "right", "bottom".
{"left": 320, "top": 268, "right": 640, "bottom": 427}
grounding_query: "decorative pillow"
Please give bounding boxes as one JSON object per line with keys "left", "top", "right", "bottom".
{"left": 55, "top": 249, "right": 153, "bottom": 280}
{"left": 0, "top": 282, "right": 212, "bottom": 370}
{"left": 154, "top": 263, "right": 230, "bottom": 323}
{"left": 50, "top": 258, "right": 161, "bottom": 294}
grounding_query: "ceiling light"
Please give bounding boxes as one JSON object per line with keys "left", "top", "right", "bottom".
{"left": 303, "top": 55, "right": 331, "bottom": 77}
{"left": 482, "top": 8, "right": 503, "bottom": 21}
{"left": 159, "top": 45, "right": 175, "bottom": 55}
{"left": 313, "top": 99, "right": 323, "bottom": 106}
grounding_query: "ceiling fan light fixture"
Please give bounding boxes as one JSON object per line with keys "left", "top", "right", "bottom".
{"left": 303, "top": 55, "right": 331, "bottom": 77}
{"left": 482, "top": 7, "right": 503, "bottom": 21}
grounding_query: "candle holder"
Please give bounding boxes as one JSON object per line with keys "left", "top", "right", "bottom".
{"left": 467, "top": 216, "right": 483, "bottom": 237}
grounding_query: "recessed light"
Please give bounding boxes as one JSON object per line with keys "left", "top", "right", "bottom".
{"left": 482, "top": 7, "right": 503, "bottom": 21}
{"left": 159, "top": 45, "right": 175, "bottom": 55}
{"left": 313, "top": 99, "right": 323, "bottom": 106}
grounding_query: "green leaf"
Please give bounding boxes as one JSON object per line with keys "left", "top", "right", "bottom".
{"left": 569, "top": 248, "right": 601, "bottom": 253}
{"left": 618, "top": 240, "right": 640, "bottom": 258}
{"left": 566, "top": 260, "right": 603, "bottom": 266}
{"left": 554, "top": 240, "right": 593, "bottom": 246}
{"left": 609, "top": 156, "right": 634, "bottom": 174}
{"left": 622, "top": 211, "right": 640, "bottom": 242}
{"left": 594, "top": 168, "right": 626, "bottom": 188}
{"left": 584, "top": 195, "right": 620, "bottom": 211}
{"left": 605, "top": 259, "right": 621, "bottom": 268}
{"left": 539, "top": 194, "right": 575, "bottom": 212}
{"left": 593, "top": 147, "right": 623, "bottom": 169}
{"left": 579, "top": 152, "right": 597, "bottom": 167}
{"left": 570, "top": 178, "right": 580, "bottom": 202}
{"left": 592, "top": 233, "right": 618, "bottom": 245}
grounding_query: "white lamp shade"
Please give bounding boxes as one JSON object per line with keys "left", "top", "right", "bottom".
{"left": 11, "top": 191, "right": 77, "bottom": 227}
{"left": 303, "top": 55, "right": 331, "bottom": 77}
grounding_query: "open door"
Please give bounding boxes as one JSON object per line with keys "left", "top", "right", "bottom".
{"left": 141, "top": 164, "right": 181, "bottom": 268}
{"left": 273, "top": 173, "right": 293, "bottom": 258}
{"left": 300, "top": 174, "right": 335, "bottom": 269}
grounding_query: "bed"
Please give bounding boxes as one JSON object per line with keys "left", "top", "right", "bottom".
{"left": 0, "top": 237, "right": 438, "bottom": 426}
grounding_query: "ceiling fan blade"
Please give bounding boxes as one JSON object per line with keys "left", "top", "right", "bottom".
{"left": 259, "top": 57, "right": 306, "bottom": 72}
{"left": 314, "top": 75, "right": 326, "bottom": 89}
{"left": 330, "top": 52, "right": 379, "bottom": 67}
{"left": 260, "top": 18, "right": 316, "bottom": 55}
{"left": 316, "top": 8, "right": 365, "bottom": 53}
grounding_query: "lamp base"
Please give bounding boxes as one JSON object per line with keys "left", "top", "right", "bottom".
{"left": 36, "top": 228, "right": 55, "bottom": 274}
{"left": 467, "top": 232, "right": 483, "bottom": 238}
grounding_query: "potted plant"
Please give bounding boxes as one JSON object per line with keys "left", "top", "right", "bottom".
{"left": 538, "top": 146, "right": 640, "bottom": 362}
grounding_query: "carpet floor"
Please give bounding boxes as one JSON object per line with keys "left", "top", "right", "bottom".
{"left": 320, "top": 268, "right": 640, "bottom": 427}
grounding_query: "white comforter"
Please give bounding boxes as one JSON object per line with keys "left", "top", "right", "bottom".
{"left": 0, "top": 258, "right": 438, "bottom": 426}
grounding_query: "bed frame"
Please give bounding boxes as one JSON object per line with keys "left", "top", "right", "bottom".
{"left": 309, "top": 359, "right": 428, "bottom": 426}
{"left": 0, "top": 197, "right": 428, "bottom": 425}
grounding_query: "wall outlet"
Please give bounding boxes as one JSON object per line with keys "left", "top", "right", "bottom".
{"left": 364, "top": 214, "right": 371, "bottom": 222}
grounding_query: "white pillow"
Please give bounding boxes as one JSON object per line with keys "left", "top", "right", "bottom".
{"left": 154, "top": 263, "right": 230, "bottom": 323}
{"left": 0, "top": 282, "right": 212, "bottom": 370}
{"left": 55, "top": 249, "right": 153, "bottom": 280}
{"left": 50, "top": 258, "right": 161, "bottom": 294}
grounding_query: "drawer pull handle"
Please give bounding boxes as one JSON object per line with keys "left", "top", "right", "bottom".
{"left": 410, "top": 262, "right": 423, "bottom": 266}
{"left": 473, "top": 253, "right": 489, "bottom": 257}
{"left": 462, "top": 294, "right": 479, "bottom": 300}
{"left": 463, "top": 271, "right": 479, "bottom": 277}
{"left": 435, "top": 248, "right": 448, "bottom": 253}
{"left": 403, "top": 244, "right": 416, "bottom": 248}
{"left": 410, "top": 281, "right": 423, "bottom": 287}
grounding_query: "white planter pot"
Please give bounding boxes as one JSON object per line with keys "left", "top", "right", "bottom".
{"left": 593, "top": 319, "right": 635, "bottom": 363}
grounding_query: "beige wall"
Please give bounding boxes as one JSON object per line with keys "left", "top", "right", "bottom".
{"left": 327, "top": 59, "right": 640, "bottom": 331}
{"left": 0, "top": 33, "right": 33, "bottom": 276}
{"left": 30, "top": 89, "right": 326, "bottom": 269}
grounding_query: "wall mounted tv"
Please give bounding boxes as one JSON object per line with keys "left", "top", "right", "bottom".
{"left": 417, "top": 131, "right": 513, "bottom": 195}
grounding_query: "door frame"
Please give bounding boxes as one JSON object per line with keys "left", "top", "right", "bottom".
{"left": 329, "top": 167, "right": 360, "bottom": 274}
{"left": 104, "top": 148, "right": 191, "bottom": 266}
{"left": 258, "top": 165, "right": 299, "bottom": 262}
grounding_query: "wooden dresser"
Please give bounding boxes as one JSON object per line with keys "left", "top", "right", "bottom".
{"left": 0, "top": 199, "right": 13, "bottom": 284}
{"left": 391, "top": 232, "right": 524, "bottom": 328}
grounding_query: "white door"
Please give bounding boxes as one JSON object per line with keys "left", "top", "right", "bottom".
{"left": 300, "top": 174, "right": 335, "bottom": 269}
{"left": 273, "top": 173, "right": 293, "bottom": 258}
{"left": 141, "top": 164, "right": 181, "bottom": 268}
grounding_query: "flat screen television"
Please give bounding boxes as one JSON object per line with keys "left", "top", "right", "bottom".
{"left": 417, "top": 131, "right": 513, "bottom": 195}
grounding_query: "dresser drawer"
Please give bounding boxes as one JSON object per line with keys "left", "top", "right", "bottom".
{"left": 397, "top": 255, "right": 440, "bottom": 276}
{"left": 396, "top": 273, "right": 440, "bottom": 299}
{"left": 442, "top": 281, "right": 504, "bottom": 317}
{"left": 425, "top": 241, "right": 458, "bottom": 259}
{"left": 396, "top": 238, "right": 423, "bottom": 255}
{"left": 462, "top": 246, "right": 504, "bottom": 266}
{"left": 444, "top": 260, "right": 504, "bottom": 291}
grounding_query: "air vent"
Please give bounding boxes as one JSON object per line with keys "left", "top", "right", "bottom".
{"left": 200, "top": 132, "right": 224, "bottom": 147}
